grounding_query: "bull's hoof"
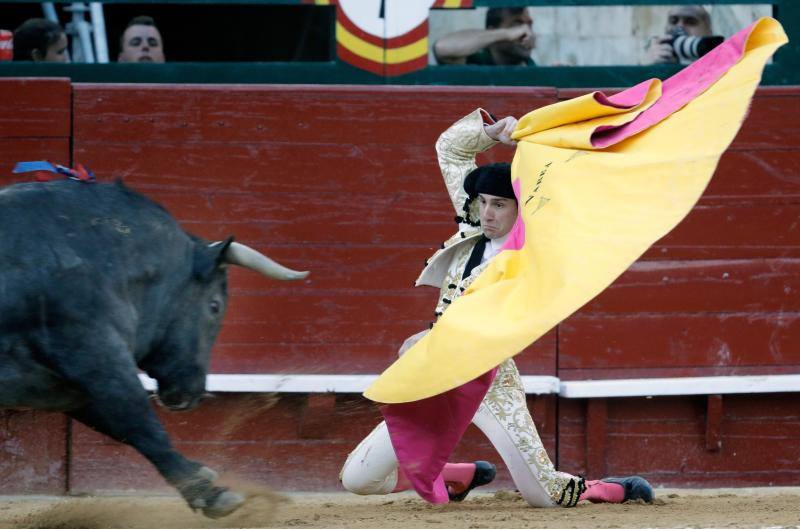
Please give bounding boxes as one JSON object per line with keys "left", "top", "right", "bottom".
{"left": 196, "top": 466, "right": 219, "bottom": 481}
{"left": 202, "top": 490, "right": 246, "bottom": 519}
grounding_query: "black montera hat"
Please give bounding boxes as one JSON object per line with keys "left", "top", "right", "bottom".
{"left": 463, "top": 162, "right": 516, "bottom": 200}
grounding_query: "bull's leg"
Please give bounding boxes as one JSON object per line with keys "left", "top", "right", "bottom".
{"left": 44, "top": 327, "right": 243, "bottom": 520}
{"left": 67, "top": 390, "right": 244, "bottom": 518}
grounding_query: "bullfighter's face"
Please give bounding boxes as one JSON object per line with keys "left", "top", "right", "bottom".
{"left": 478, "top": 193, "right": 518, "bottom": 240}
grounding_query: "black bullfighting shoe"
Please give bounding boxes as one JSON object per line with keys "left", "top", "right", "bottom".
{"left": 448, "top": 461, "right": 497, "bottom": 502}
{"left": 601, "top": 476, "right": 655, "bottom": 503}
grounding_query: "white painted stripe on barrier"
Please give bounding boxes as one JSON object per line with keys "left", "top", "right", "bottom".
{"left": 138, "top": 374, "right": 561, "bottom": 394}
{"left": 138, "top": 374, "right": 379, "bottom": 393}
{"left": 138, "top": 374, "right": 800, "bottom": 398}
{"left": 558, "top": 374, "right": 800, "bottom": 398}
{"left": 522, "top": 376, "right": 561, "bottom": 394}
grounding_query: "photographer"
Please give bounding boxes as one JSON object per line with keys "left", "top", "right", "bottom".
{"left": 643, "top": 5, "right": 721, "bottom": 65}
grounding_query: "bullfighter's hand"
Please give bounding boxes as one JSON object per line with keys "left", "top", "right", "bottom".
{"left": 398, "top": 329, "right": 429, "bottom": 357}
{"left": 484, "top": 116, "right": 518, "bottom": 147}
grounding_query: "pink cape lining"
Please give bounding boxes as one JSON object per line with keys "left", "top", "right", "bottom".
{"left": 383, "top": 368, "right": 496, "bottom": 503}
{"left": 379, "top": 20, "right": 758, "bottom": 504}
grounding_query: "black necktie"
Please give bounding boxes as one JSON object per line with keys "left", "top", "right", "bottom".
{"left": 463, "top": 235, "right": 488, "bottom": 279}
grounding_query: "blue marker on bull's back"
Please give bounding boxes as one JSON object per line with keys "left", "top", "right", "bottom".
{"left": 13, "top": 160, "right": 96, "bottom": 182}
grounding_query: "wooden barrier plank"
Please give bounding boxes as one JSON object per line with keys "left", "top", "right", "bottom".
{"left": 68, "top": 187, "right": 795, "bottom": 251}
{"left": 558, "top": 394, "right": 800, "bottom": 486}
{"left": 0, "top": 78, "right": 71, "bottom": 138}
{"left": 644, "top": 202, "right": 800, "bottom": 259}
{"left": 559, "top": 313, "right": 800, "bottom": 370}
{"left": 71, "top": 142, "right": 798, "bottom": 200}
{"left": 216, "top": 289, "right": 556, "bottom": 372}
{"left": 705, "top": 394, "right": 723, "bottom": 452}
{"left": 73, "top": 85, "right": 556, "bottom": 145}
{"left": 209, "top": 332, "right": 557, "bottom": 375}
{"left": 73, "top": 141, "right": 513, "bottom": 196}
{"left": 210, "top": 343, "right": 398, "bottom": 374}
{"left": 730, "top": 91, "right": 800, "bottom": 151}
{"left": 225, "top": 247, "right": 438, "bottom": 293}
{"left": 0, "top": 411, "right": 67, "bottom": 494}
{"left": 218, "top": 296, "right": 431, "bottom": 345}
{"left": 582, "top": 259, "right": 800, "bottom": 314}
{"left": 73, "top": 141, "right": 446, "bottom": 195}
{"left": 559, "top": 365, "right": 800, "bottom": 381}
{"left": 127, "top": 190, "right": 454, "bottom": 247}
{"left": 602, "top": 397, "right": 800, "bottom": 470}
{"left": 710, "top": 150, "right": 800, "bottom": 200}
{"left": 585, "top": 399, "right": 608, "bottom": 478}
{"left": 195, "top": 206, "right": 800, "bottom": 255}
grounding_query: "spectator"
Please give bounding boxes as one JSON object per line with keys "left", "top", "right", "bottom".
{"left": 118, "top": 16, "right": 165, "bottom": 63}
{"left": 643, "top": 5, "right": 713, "bottom": 64}
{"left": 434, "top": 7, "right": 535, "bottom": 66}
{"left": 12, "top": 18, "right": 70, "bottom": 63}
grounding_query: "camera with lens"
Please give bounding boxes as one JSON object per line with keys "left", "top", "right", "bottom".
{"left": 666, "top": 27, "right": 724, "bottom": 63}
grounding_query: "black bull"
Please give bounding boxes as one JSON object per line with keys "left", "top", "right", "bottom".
{"left": 0, "top": 180, "right": 307, "bottom": 518}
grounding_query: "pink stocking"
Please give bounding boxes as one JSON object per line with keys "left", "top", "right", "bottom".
{"left": 392, "top": 463, "right": 477, "bottom": 494}
{"left": 579, "top": 480, "right": 625, "bottom": 503}
{"left": 441, "top": 463, "right": 476, "bottom": 493}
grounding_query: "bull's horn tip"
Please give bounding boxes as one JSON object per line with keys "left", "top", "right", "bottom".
{"left": 286, "top": 270, "right": 310, "bottom": 280}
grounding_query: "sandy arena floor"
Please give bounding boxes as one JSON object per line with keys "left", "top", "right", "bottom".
{"left": 2, "top": 487, "right": 799, "bottom": 529}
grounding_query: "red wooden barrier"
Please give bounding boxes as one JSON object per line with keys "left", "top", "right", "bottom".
{"left": 559, "top": 395, "right": 800, "bottom": 486}
{"left": 1, "top": 80, "right": 798, "bottom": 493}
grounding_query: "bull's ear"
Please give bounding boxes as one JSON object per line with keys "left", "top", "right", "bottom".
{"left": 193, "top": 236, "right": 234, "bottom": 281}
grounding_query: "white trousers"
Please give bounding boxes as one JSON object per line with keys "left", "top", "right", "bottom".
{"left": 340, "top": 360, "right": 583, "bottom": 507}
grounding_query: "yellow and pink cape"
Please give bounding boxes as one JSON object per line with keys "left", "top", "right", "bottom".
{"left": 363, "top": 18, "right": 787, "bottom": 504}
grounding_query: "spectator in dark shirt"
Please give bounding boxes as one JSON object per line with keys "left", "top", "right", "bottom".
{"left": 434, "top": 8, "right": 535, "bottom": 66}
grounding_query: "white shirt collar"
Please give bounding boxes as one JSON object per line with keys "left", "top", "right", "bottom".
{"left": 481, "top": 232, "right": 510, "bottom": 264}
{"left": 488, "top": 233, "right": 509, "bottom": 253}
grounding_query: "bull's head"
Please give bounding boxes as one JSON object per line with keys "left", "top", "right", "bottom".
{"left": 143, "top": 238, "right": 307, "bottom": 411}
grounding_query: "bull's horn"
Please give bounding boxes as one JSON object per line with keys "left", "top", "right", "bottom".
{"left": 222, "top": 242, "right": 309, "bottom": 281}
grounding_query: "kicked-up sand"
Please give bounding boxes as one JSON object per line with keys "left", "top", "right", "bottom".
{"left": 2, "top": 487, "right": 799, "bottom": 529}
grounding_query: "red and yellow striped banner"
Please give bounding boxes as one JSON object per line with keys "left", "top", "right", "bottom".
{"left": 307, "top": 0, "right": 472, "bottom": 76}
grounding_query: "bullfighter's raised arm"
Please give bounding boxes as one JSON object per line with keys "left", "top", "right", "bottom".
{"left": 435, "top": 109, "right": 517, "bottom": 226}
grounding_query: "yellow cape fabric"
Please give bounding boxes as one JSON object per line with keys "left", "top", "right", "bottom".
{"left": 365, "top": 18, "right": 787, "bottom": 404}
